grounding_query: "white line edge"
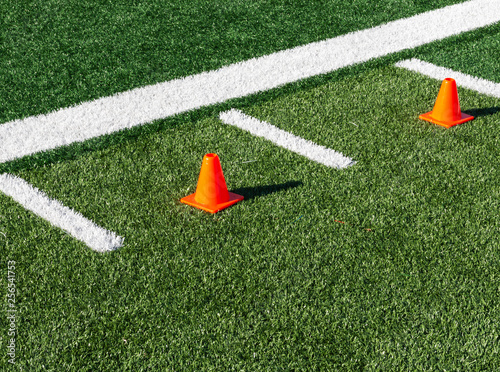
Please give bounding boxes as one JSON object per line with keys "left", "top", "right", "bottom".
{"left": 0, "top": 173, "right": 124, "bottom": 252}
{"left": 219, "top": 109, "right": 355, "bottom": 169}
{"left": 395, "top": 58, "right": 500, "bottom": 98}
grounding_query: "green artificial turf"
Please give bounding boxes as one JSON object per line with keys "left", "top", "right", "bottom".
{"left": 416, "top": 22, "right": 500, "bottom": 82}
{"left": 1, "top": 0, "right": 500, "bottom": 370}
{"left": 2, "top": 0, "right": 467, "bottom": 123}
{"left": 2, "top": 63, "right": 499, "bottom": 369}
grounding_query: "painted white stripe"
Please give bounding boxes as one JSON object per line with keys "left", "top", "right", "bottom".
{"left": 0, "top": 174, "right": 123, "bottom": 252}
{"left": 395, "top": 58, "right": 500, "bottom": 98}
{"left": 1, "top": 0, "right": 499, "bottom": 164}
{"left": 219, "top": 109, "right": 354, "bottom": 169}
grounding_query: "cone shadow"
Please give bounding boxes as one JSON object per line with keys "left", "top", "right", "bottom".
{"left": 463, "top": 106, "right": 500, "bottom": 118}
{"left": 231, "top": 181, "right": 303, "bottom": 200}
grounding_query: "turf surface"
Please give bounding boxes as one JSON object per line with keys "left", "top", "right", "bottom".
{"left": 1, "top": 0, "right": 500, "bottom": 370}
{"left": 2, "top": 0, "right": 468, "bottom": 122}
{"left": 3, "top": 64, "right": 499, "bottom": 369}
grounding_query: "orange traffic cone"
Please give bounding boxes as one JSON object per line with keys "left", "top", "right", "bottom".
{"left": 419, "top": 78, "right": 474, "bottom": 128}
{"left": 180, "top": 153, "right": 243, "bottom": 213}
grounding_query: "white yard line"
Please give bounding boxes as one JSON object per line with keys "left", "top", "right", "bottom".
{"left": 395, "top": 58, "right": 500, "bottom": 98}
{"left": 219, "top": 109, "right": 355, "bottom": 169}
{"left": 0, "top": 174, "right": 123, "bottom": 252}
{"left": 0, "top": 0, "right": 499, "bottom": 163}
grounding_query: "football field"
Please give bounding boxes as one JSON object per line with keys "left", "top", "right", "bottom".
{"left": 1, "top": 0, "right": 500, "bottom": 369}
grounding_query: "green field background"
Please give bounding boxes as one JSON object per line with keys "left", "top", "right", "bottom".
{"left": 1, "top": 0, "right": 499, "bottom": 370}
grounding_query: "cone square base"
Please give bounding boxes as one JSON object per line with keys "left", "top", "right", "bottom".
{"left": 180, "top": 192, "right": 244, "bottom": 213}
{"left": 419, "top": 111, "right": 474, "bottom": 128}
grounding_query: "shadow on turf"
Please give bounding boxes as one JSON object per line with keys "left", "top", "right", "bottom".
{"left": 232, "top": 181, "right": 302, "bottom": 200}
{"left": 464, "top": 106, "right": 500, "bottom": 118}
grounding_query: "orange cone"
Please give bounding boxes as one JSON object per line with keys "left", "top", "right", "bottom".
{"left": 419, "top": 78, "right": 474, "bottom": 128}
{"left": 180, "top": 153, "right": 243, "bottom": 213}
